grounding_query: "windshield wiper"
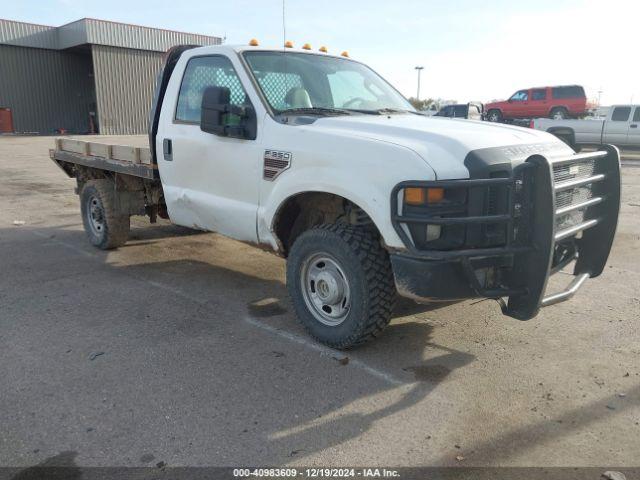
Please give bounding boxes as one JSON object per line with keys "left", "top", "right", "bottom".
{"left": 344, "top": 108, "right": 413, "bottom": 115}
{"left": 277, "top": 107, "right": 353, "bottom": 116}
{"left": 374, "top": 108, "right": 412, "bottom": 114}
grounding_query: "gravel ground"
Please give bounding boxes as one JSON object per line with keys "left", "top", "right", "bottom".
{"left": 1, "top": 136, "right": 639, "bottom": 468}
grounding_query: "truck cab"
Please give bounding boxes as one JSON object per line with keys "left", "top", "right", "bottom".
{"left": 52, "top": 44, "right": 622, "bottom": 349}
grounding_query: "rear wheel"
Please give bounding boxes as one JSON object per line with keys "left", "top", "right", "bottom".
{"left": 80, "top": 179, "right": 130, "bottom": 250}
{"left": 286, "top": 224, "right": 396, "bottom": 349}
{"left": 550, "top": 107, "right": 568, "bottom": 120}
{"left": 487, "top": 109, "right": 502, "bottom": 123}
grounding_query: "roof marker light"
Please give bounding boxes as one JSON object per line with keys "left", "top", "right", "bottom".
{"left": 302, "top": 43, "right": 312, "bottom": 50}
{"left": 341, "top": 51, "right": 349, "bottom": 57}
{"left": 249, "top": 38, "right": 259, "bottom": 46}
{"left": 319, "top": 46, "right": 328, "bottom": 53}
{"left": 284, "top": 40, "right": 294, "bottom": 48}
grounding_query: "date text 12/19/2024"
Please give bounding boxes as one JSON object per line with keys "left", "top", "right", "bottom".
{"left": 233, "top": 468, "right": 400, "bottom": 478}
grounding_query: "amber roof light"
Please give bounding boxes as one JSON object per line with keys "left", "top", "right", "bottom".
{"left": 249, "top": 38, "right": 259, "bottom": 46}
{"left": 284, "top": 40, "right": 294, "bottom": 48}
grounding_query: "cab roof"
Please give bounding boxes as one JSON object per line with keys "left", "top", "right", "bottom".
{"left": 188, "top": 43, "right": 352, "bottom": 60}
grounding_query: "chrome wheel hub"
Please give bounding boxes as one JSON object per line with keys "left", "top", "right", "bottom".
{"left": 87, "top": 195, "right": 105, "bottom": 236}
{"left": 301, "top": 254, "right": 351, "bottom": 326}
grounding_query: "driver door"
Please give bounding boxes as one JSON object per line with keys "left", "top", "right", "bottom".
{"left": 530, "top": 88, "right": 548, "bottom": 117}
{"left": 505, "top": 90, "right": 529, "bottom": 118}
{"left": 158, "top": 54, "right": 262, "bottom": 242}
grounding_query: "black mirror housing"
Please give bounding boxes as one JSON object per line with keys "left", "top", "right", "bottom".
{"left": 200, "top": 85, "right": 230, "bottom": 135}
{"left": 200, "top": 86, "right": 257, "bottom": 140}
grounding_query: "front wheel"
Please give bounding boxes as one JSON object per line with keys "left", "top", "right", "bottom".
{"left": 286, "top": 224, "right": 396, "bottom": 349}
{"left": 487, "top": 109, "right": 503, "bottom": 122}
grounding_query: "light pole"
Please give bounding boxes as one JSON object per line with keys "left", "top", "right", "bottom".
{"left": 415, "top": 66, "right": 424, "bottom": 101}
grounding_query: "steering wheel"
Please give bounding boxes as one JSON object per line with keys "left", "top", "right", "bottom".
{"left": 342, "top": 97, "right": 368, "bottom": 108}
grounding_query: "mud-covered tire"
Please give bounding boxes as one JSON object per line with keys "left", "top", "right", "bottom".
{"left": 286, "top": 223, "right": 396, "bottom": 349}
{"left": 80, "top": 179, "right": 130, "bottom": 250}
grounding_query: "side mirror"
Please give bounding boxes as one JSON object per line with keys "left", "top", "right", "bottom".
{"left": 200, "top": 86, "right": 256, "bottom": 140}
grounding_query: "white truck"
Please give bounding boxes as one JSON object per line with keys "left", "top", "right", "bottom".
{"left": 50, "top": 44, "right": 622, "bottom": 348}
{"left": 532, "top": 105, "right": 640, "bottom": 151}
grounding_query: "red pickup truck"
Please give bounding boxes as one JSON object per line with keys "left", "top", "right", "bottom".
{"left": 485, "top": 85, "right": 587, "bottom": 123}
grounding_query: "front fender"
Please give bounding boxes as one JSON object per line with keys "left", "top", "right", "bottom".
{"left": 258, "top": 153, "right": 435, "bottom": 252}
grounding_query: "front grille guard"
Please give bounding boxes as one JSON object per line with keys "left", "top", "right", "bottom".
{"left": 390, "top": 145, "right": 621, "bottom": 319}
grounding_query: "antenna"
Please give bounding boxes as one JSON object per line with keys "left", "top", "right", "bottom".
{"left": 281, "top": 0, "right": 291, "bottom": 102}
{"left": 282, "top": 0, "right": 286, "bottom": 51}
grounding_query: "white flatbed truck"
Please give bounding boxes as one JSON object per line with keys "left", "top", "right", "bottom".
{"left": 50, "top": 43, "right": 622, "bottom": 348}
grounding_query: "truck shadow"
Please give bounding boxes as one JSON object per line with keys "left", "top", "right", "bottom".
{"left": 9, "top": 451, "right": 81, "bottom": 480}
{"left": 5, "top": 223, "right": 476, "bottom": 465}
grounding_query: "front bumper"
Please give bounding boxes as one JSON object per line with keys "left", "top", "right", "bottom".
{"left": 390, "top": 145, "right": 621, "bottom": 320}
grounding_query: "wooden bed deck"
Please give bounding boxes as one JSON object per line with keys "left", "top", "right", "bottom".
{"left": 50, "top": 135, "right": 157, "bottom": 180}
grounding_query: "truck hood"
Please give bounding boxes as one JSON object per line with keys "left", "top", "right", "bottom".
{"left": 311, "top": 113, "right": 563, "bottom": 178}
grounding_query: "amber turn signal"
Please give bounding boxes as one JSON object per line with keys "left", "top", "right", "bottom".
{"left": 427, "top": 187, "right": 445, "bottom": 203}
{"left": 404, "top": 187, "right": 426, "bottom": 205}
{"left": 404, "top": 187, "right": 445, "bottom": 205}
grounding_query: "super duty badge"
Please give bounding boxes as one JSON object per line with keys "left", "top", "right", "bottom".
{"left": 263, "top": 150, "right": 292, "bottom": 181}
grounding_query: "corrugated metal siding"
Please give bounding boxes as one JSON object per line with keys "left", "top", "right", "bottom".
{"left": 84, "top": 18, "right": 221, "bottom": 52}
{"left": 56, "top": 19, "right": 89, "bottom": 50}
{"left": 0, "top": 19, "right": 58, "bottom": 49}
{"left": 1, "top": 18, "right": 220, "bottom": 134}
{"left": 1, "top": 18, "right": 221, "bottom": 52}
{"left": 92, "top": 45, "right": 163, "bottom": 135}
{"left": 0, "top": 44, "right": 95, "bottom": 133}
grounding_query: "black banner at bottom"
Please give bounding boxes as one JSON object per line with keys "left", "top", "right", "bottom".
{"left": 0, "top": 467, "right": 638, "bottom": 480}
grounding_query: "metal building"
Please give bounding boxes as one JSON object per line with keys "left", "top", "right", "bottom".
{"left": 0, "top": 18, "right": 221, "bottom": 134}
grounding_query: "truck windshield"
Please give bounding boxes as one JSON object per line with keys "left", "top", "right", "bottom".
{"left": 243, "top": 51, "right": 415, "bottom": 115}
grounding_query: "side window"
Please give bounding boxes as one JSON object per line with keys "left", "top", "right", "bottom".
{"left": 532, "top": 89, "right": 546, "bottom": 100}
{"left": 633, "top": 108, "right": 640, "bottom": 122}
{"left": 552, "top": 86, "right": 585, "bottom": 99}
{"left": 510, "top": 90, "right": 528, "bottom": 101}
{"left": 611, "top": 106, "right": 631, "bottom": 122}
{"left": 176, "top": 56, "right": 247, "bottom": 123}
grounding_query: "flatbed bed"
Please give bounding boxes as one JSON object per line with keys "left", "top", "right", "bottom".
{"left": 50, "top": 136, "right": 157, "bottom": 180}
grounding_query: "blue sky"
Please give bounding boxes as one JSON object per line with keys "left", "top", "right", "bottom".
{"left": 3, "top": 0, "right": 637, "bottom": 105}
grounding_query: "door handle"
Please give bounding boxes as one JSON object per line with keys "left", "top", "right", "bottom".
{"left": 630, "top": 124, "right": 638, "bottom": 128}
{"left": 163, "top": 138, "right": 173, "bottom": 161}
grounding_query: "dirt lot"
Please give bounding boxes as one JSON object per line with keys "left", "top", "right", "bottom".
{"left": 1, "top": 136, "right": 639, "bottom": 468}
